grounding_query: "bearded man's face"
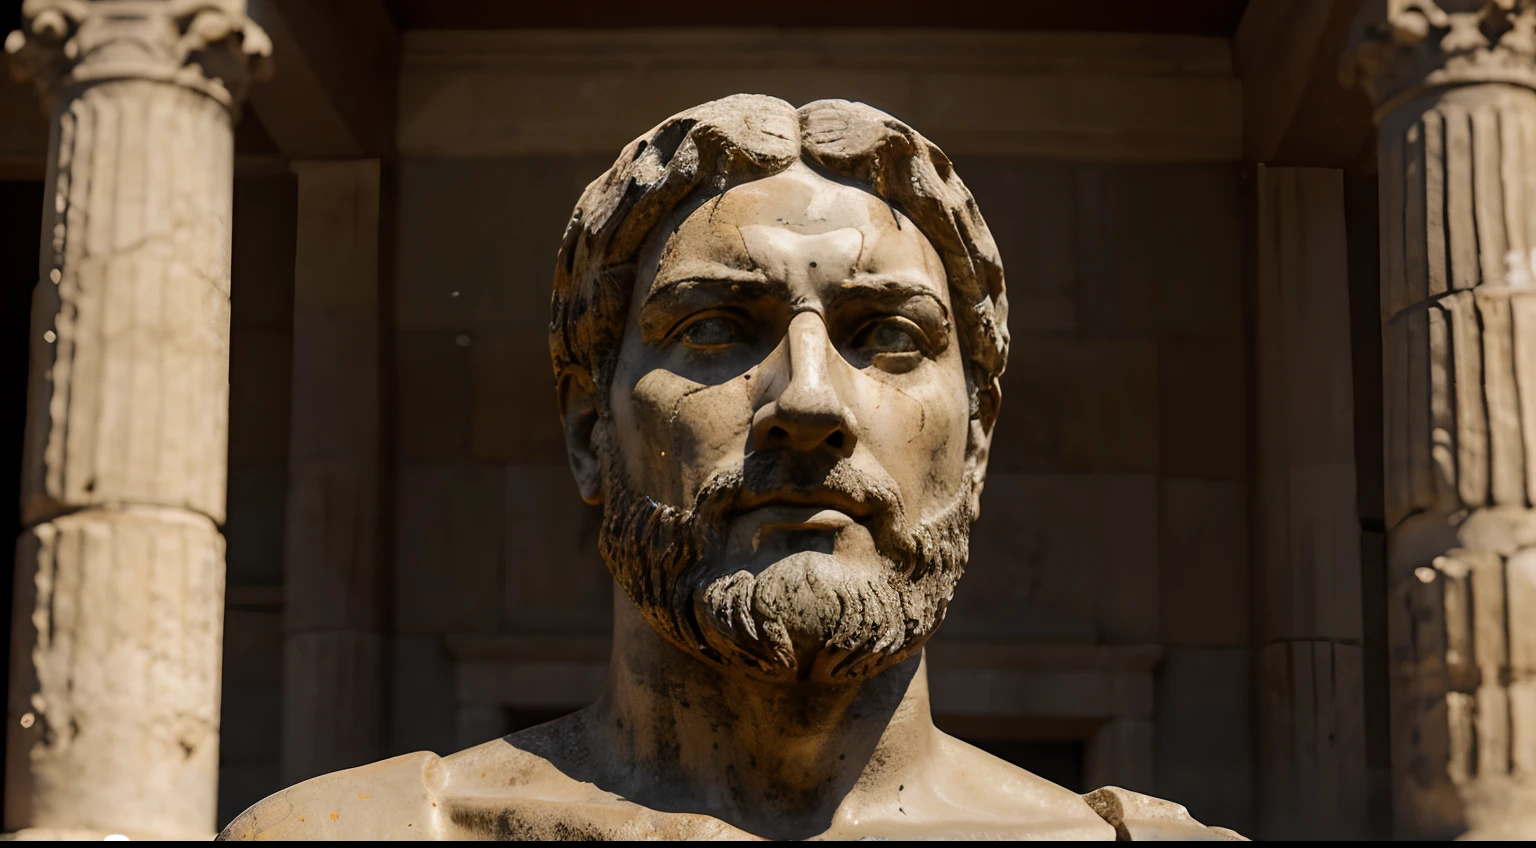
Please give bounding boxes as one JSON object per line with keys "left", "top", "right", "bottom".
{"left": 594, "top": 162, "right": 988, "bottom": 684}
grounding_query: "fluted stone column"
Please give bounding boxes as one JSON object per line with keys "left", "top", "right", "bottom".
{"left": 1345, "top": 0, "right": 1536, "bottom": 839}
{"left": 3, "top": 1, "right": 268, "bottom": 838}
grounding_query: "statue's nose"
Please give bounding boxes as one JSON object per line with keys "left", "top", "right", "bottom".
{"left": 750, "top": 312, "right": 859, "bottom": 456}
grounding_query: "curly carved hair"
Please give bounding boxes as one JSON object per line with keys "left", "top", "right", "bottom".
{"left": 549, "top": 94, "right": 1009, "bottom": 416}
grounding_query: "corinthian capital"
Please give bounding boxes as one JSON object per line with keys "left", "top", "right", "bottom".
{"left": 3, "top": 0, "right": 272, "bottom": 110}
{"left": 1342, "top": 0, "right": 1536, "bottom": 114}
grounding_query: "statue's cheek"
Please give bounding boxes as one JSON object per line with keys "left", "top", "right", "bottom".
{"left": 853, "top": 374, "right": 972, "bottom": 498}
{"left": 673, "top": 381, "right": 755, "bottom": 473}
{"left": 620, "top": 370, "right": 753, "bottom": 502}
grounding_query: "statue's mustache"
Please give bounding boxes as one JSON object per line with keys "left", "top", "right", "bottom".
{"left": 682, "top": 452, "right": 907, "bottom": 534}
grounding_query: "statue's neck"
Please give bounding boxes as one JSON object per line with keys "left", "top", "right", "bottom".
{"left": 587, "top": 592, "right": 937, "bottom": 839}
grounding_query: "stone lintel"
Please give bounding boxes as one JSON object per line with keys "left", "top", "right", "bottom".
{"left": 398, "top": 29, "right": 1242, "bottom": 163}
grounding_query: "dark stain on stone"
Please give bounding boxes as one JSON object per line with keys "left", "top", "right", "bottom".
{"left": 449, "top": 807, "right": 537, "bottom": 841}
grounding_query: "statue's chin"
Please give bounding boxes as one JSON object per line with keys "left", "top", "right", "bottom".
{"left": 674, "top": 552, "right": 929, "bottom": 685}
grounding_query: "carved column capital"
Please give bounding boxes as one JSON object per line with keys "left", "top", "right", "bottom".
{"left": 1342, "top": 0, "right": 1536, "bottom": 118}
{"left": 3, "top": 0, "right": 271, "bottom": 111}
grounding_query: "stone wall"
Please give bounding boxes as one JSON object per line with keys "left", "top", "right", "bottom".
{"left": 389, "top": 153, "right": 617, "bottom": 761}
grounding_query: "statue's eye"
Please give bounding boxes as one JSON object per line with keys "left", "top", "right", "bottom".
{"left": 678, "top": 314, "right": 750, "bottom": 350}
{"left": 853, "top": 317, "right": 925, "bottom": 359}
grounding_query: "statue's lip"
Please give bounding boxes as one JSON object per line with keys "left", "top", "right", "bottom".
{"left": 732, "top": 490, "right": 874, "bottom": 520}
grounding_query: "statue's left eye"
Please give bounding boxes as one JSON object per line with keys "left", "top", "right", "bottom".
{"left": 679, "top": 315, "right": 749, "bottom": 350}
{"left": 854, "top": 318, "right": 924, "bottom": 356}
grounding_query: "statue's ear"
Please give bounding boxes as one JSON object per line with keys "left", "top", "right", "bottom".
{"left": 967, "top": 379, "right": 1002, "bottom": 517}
{"left": 557, "top": 369, "right": 604, "bottom": 505}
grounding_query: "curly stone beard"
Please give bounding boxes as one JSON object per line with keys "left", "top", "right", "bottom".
{"left": 596, "top": 433, "right": 977, "bottom": 684}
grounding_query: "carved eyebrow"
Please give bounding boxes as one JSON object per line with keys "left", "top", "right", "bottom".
{"left": 638, "top": 276, "right": 790, "bottom": 341}
{"left": 827, "top": 275, "right": 951, "bottom": 319}
{"left": 650, "top": 262, "right": 767, "bottom": 290}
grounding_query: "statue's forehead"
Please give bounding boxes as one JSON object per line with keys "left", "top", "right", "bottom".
{"left": 704, "top": 166, "right": 887, "bottom": 230}
{"left": 655, "top": 166, "right": 933, "bottom": 273}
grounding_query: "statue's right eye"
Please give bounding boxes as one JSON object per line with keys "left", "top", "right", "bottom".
{"left": 677, "top": 314, "right": 750, "bottom": 350}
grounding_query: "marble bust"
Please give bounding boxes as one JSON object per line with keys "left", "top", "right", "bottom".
{"left": 219, "top": 95, "right": 1243, "bottom": 841}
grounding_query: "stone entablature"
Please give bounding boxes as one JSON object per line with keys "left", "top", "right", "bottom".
{"left": 397, "top": 29, "right": 1242, "bottom": 162}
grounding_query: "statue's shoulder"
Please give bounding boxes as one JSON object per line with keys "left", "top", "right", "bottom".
{"left": 923, "top": 735, "right": 1112, "bottom": 839}
{"left": 216, "top": 734, "right": 596, "bottom": 841}
{"left": 217, "top": 750, "right": 443, "bottom": 841}
{"left": 1080, "top": 786, "right": 1247, "bottom": 841}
